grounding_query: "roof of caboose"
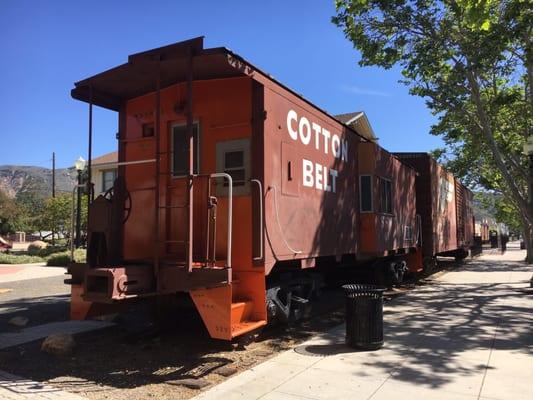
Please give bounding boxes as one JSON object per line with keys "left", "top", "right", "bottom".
{"left": 71, "top": 37, "right": 373, "bottom": 142}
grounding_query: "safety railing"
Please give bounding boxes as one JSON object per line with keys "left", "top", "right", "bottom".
{"left": 250, "top": 179, "right": 263, "bottom": 261}
{"left": 206, "top": 173, "right": 233, "bottom": 268}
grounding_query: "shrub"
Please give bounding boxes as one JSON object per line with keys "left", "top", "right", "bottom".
{"left": 38, "top": 245, "right": 67, "bottom": 257}
{"left": 27, "top": 241, "right": 48, "bottom": 255}
{"left": 46, "top": 249, "right": 86, "bottom": 266}
{"left": 0, "top": 252, "right": 44, "bottom": 264}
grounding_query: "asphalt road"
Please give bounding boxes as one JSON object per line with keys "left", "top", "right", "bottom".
{"left": 0, "top": 274, "right": 70, "bottom": 333}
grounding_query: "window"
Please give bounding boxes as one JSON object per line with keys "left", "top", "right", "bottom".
{"left": 172, "top": 123, "right": 200, "bottom": 176}
{"left": 102, "top": 169, "right": 117, "bottom": 192}
{"left": 216, "top": 138, "right": 250, "bottom": 196}
{"left": 377, "top": 177, "right": 392, "bottom": 214}
{"left": 224, "top": 150, "right": 246, "bottom": 186}
{"left": 360, "top": 175, "right": 372, "bottom": 212}
{"left": 405, "top": 225, "right": 413, "bottom": 241}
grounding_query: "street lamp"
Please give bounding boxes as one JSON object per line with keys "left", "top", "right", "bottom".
{"left": 74, "top": 156, "right": 86, "bottom": 248}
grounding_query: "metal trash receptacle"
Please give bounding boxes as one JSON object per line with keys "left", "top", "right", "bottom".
{"left": 342, "top": 284, "right": 385, "bottom": 350}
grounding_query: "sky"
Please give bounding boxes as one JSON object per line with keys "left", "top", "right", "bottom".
{"left": 0, "top": 0, "right": 443, "bottom": 169}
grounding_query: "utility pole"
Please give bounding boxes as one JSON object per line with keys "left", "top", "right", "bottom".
{"left": 52, "top": 152, "right": 56, "bottom": 198}
{"left": 52, "top": 152, "right": 56, "bottom": 245}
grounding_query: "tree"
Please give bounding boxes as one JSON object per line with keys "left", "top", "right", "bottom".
{"left": 333, "top": 0, "right": 533, "bottom": 262}
{"left": 36, "top": 194, "right": 88, "bottom": 241}
{"left": 0, "top": 191, "right": 27, "bottom": 235}
{"left": 15, "top": 188, "right": 45, "bottom": 234}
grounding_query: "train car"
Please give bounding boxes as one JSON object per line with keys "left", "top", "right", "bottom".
{"left": 67, "top": 37, "right": 422, "bottom": 340}
{"left": 394, "top": 153, "right": 474, "bottom": 265}
{"left": 357, "top": 142, "right": 420, "bottom": 274}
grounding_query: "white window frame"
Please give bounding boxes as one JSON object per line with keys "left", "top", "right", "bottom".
{"left": 216, "top": 138, "right": 251, "bottom": 196}
{"left": 359, "top": 175, "right": 373, "bottom": 213}
{"left": 171, "top": 121, "right": 200, "bottom": 178}
{"left": 102, "top": 169, "right": 117, "bottom": 192}
{"left": 377, "top": 176, "right": 393, "bottom": 215}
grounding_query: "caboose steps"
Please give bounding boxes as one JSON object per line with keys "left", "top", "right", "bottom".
{"left": 231, "top": 320, "right": 267, "bottom": 338}
{"left": 230, "top": 301, "right": 267, "bottom": 337}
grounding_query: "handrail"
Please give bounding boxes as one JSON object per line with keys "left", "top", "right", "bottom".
{"left": 91, "top": 158, "right": 156, "bottom": 169}
{"left": 209, "top": 173, "right": 233, "bottom": 268}
{"left": 70, "top": 184, "right": 86, "bottom": 261}
{"left": 250, "top": 179, "right": 264, "bottom": 261}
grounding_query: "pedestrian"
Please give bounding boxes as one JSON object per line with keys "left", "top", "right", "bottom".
{"left": 501, "top": 234, "right": 508, "bottom": 254}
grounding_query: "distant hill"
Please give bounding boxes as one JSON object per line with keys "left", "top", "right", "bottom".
{"left": 0, "top": 165, "right": 77, "bottom": 199}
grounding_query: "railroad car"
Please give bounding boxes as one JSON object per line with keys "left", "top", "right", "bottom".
{"left": 394, "top": 153, "right": 474, "bottom": 266}
{"left": 67, "top": 37, "right": 469, "bottom": 340}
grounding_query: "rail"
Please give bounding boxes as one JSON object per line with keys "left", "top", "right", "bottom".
{"left": 70, "top": 184, "right": 86, "bottom": 261}
{"left": 90, "top": 158, "right": 156, "bottom": 169}
{"left": 250, "top": 179, "right": 264, "bottom": 260}
{"left": 209, "top": 173, "right": 233, "bottom": 268}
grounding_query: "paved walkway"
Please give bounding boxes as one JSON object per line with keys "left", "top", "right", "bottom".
{"left": 195, "top": 242, "right": 533, "bottom": 400}
{"left": 0, "top": 320, "right": 114, "bottom": 350}
{"left": 0, "top": 263, "right": 66, "bottom": 284}
{"left": 0, "top": 370, "right": 86, "bottom": 400}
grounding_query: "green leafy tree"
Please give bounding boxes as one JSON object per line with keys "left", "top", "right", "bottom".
{"left": 36, "top": 194, "right": 88, "bottom": 241}
{"left": 0, "top": 191, "right": 27, "bottom": 235}
{"left": 333, "top": 0, "right": 533, "bottom": 262}
{"left": 15, "top": 189, "right": 45, "bottom": 234}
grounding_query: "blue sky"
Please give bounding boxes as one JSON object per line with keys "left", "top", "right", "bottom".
{"left": 0, "top": 0, "right": 442, "bottom": 169}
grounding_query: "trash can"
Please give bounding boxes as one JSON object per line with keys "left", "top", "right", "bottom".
{"left": 342, "top": 284, "right": 386, "bottom": 350}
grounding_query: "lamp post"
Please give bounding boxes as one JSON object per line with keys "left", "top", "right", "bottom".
{"left": 74, "top": 156, "right": 86, "bottom": 248}
{"left": 524, "top": 137, "right": 533, "bottom": 262}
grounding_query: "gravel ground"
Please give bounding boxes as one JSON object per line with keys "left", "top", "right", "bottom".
{"left": 0, "top": 260, "right": 462, "bottom": 400}
{"left": 0, "top": 288, "right": 347, "bottom": 400}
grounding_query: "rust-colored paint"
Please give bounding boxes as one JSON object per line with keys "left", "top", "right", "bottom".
{"left": 70, "top": 284, "right": 91, "bottom": 320}
{"left": 395, "top": 153, "right": 471, "bottom": 257}
{"left": 70, "top": 284, "right": 125, "bottom": 320}
{"left": 122, "top": 77, "right": 254, "bottom": 265}
{"left": 358, "top": 143, "right": 417, "bottom": 255}
{"left": 259, "top": 79, "right": 361, "bottom": 272}
{"left": 405, "top": 248, "right": 423, "bottom": 273}
{"left": 190, "top": 283, "right": 266, "bottom": 340}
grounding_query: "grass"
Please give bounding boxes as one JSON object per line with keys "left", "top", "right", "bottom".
{"left": 0, "top": 252, "right": 45, "bottom": 264}
{"left": 0, "top": 248, "right": 86, "bottom": 266}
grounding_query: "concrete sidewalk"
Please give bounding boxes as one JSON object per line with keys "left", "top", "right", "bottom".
{"left": 0, "top": 263, "right": 66, "bottom": 284}
{"left": 195, "top": 243, "right": 533, "bottom": 400}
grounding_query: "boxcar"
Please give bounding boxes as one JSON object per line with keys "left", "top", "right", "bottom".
{"left": 394, "top": 153, "right": 474, "bottom": 264}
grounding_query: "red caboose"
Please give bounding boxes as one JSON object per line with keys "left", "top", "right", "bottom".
{"left": 68, "top": 38, "right": 433, "bottom": 340}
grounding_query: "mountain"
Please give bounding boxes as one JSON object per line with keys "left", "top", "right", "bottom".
{"left": 0, "top": 165, "right": 77, "bottom": 199}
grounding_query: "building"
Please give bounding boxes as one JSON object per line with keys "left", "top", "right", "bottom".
{"left": 334, "top": 111, "right": 378, "bottom": 143}
{"left": 91, "top": 151, "right": 118, "bottom": 195}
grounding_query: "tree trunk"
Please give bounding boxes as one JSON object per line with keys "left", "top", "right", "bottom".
{"left": 524, "top": 225, "right": 533, "bottom": 263}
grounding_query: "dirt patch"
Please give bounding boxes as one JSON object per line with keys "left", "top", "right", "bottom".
{"left": 0, "top": 289, "right": 346, "bottom": 400}
{"left": 0, "top": 261, "right": 454, "bottom": 400}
